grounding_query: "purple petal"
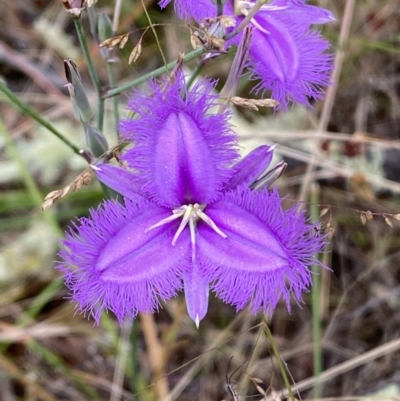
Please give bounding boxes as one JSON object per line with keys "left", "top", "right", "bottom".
{"left": 58, "top": 199, "right": 191, "bottom": 323}
{"left": 120, "top": 75, "right": 239, "bottom": 206}
{"left": 158, "top": 0, "right": 216, "bottom": 22}
{"left": 93, "top": 163, "right": 145, "bottom": 202}
{"left": 224, "top": 145, "right": 274, "bottom": 190}
{"left": 270, "top": 0, "right": 335, "bottom": 26}
{"left": 249, "top": 23, "right": 332, "bottom": 109}
{"left": 251, "top": 13, "right": 302, "bottom": 84}
{"left": 197, "top": 187, "right": 326, "bottom": 315}
{"left": 183, "top": 261, "right": 209, "bottom": 327}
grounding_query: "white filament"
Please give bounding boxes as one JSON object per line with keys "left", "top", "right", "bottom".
{"left": 145, "top": 203, "right": 227, "bottom": 261}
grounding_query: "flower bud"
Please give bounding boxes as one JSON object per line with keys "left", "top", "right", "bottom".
{"left": 62, "top": 0, "right": 85, "bottom": 18}
{"left": 64, "top": 59, "right": 94, "bottom": 123}
{"left": 250, "top": 161, "right": 287, "bottom": 191}
{"left": 85, "top": 125, "right": 109, "bottom": 158}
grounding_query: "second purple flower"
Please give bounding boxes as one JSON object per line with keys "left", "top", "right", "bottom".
{"left": 159, "top": 0, "right": 334, "bottom": 109}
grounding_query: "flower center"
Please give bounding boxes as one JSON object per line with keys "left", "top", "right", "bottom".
{"left": 145, "top": 204, "right": 227, "bottom": 261}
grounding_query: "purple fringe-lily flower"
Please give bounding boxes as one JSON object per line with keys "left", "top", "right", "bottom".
{"left": 59, "top": 76, "right": 326, "bottom": 327}
{"left": 237, "top": 0, "right": 334, "bottom": 109}
{"left": 159, "top": 0, "right": 334, "bottom": 109}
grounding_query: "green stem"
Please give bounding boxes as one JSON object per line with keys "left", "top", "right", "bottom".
{"left": 0, "top": 82, "right": 82, "bottom": 156}
{"left": 140, "top": 0, "right": 168, "bottom": 69}
{"left": 74, "top": 18, "right": 105, "bottom": 131}
{"left": 216, "top": 0, "right": 223, "bottom": 16}
{"left": 106, "top": 63, "right": 120, "bottom": 138}
{"left": 263, "top": 322, "right": 295, "bottom": 401}
{"left": 310, "top": 184, "right": 323, "bottom": 398}
{"left": 103, "top": 47, "right": 207, "bottom": 98}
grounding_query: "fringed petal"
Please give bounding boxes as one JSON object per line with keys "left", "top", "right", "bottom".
{"left": 183, "top": 260, "right": 209, "bottom": 327}
{"left": 93, "top": 163, "right": 145, "bottom": 202}
{"left": 158, "top": 0, "right": 216, "bottom": 22}
{"left": 197, "top": 187, "right": 326, "bottom": 315}
{"left": 58, "top": 199, "right": 191, "bottom": 324}
{"left": 224, "top": 145, "right": 274, "bottom": 190}
{"left": 271, "top": 0, "right": 335, "bottom": 26}
{"left": 249, "top": 23, "right": 332, "bottom": 109}
{"left": 120, "top": 74, "right": 239, "bottom": 206}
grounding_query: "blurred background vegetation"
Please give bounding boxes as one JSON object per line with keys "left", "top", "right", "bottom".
{"left": 0, "top": 0, "right": 400, "bottom": 400}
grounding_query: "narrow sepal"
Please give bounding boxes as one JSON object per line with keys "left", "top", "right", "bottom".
{"left": 197, "top": 187, "right": 326, "bottom": 315}
{"left": 58, "top": 199, "right": 191, "bottom": 323}
{"left": 120, "top": 74, "right": 239, "bottom": 206}
{"left": 224, "top": 145, "right": 274, "bottom": 190}
{"left": 184, "top": 260, "right": 209, "bottom": 327}
{"left": 93, "top": 163, "right": 145, "bottom": 202}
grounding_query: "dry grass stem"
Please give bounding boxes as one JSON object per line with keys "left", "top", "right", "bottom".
{"left": 140, "top": 313, "right": 170, "bottom": 400}
{"left": 229, "top": 96, "right": 279, "bottom": 110}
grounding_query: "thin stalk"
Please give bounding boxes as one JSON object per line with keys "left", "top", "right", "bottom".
{"left": 129, "top": 321, "right": 140, "bottom": 393}
{"left": 113, "top": 0, "right": 123, "bottom": 33}
{"left": 140, "top": 0, "right": 168, "bottom": 69}
{"left": 74, "top": 18, "right": 105, "bottom": 131}
{"left": 103, "top": 47, "right": 207, "bottom": 98}
{"left": 106, "top": 62, "right": 120, "bottom": 138}
{"left": 216, "top": 0, "right": 223, "bottom": 16}
{"left": 0, "top": 82, "right": 81, "bottom": 155}
{"left": 310, "top": 184, "right": 323, "bottom": 398}
{"left": 263, "top": 322, "right": 295, "bottom": 401}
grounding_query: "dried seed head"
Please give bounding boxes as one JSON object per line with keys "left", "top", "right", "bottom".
{"left": 99, "top": 33, "right": 130, "bottom": 49}
{"left": 365, "top": 210, "right": 373, "bottom": 221}
{"left": 327, "top": 226, "right": 335, "bottom": 240}
{"left": 360, "top": 213, "right": 367, "bottom": 225}
{"left": 393, "top": 214, "right": 400, "bottom": 221}
{"left": 384, "top": 216, "right": 393, "bottom": 228}
{"left": 319, "top": 207, "right": 330, "bottom": 217}
{"left": 42, "top": 169, "right": 92, "bottom": 210}
{"left": 129, "top": 39, "right": 143, "bottom": 64}
{"left": 229, "top": 96, "right": 279, "bottom": 110}
{"left": 219, "top": 15, "right": 236, "bottom": 28}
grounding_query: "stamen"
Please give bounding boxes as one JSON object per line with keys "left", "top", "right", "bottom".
{"left": 145, "top": 206, "right": 186, "bottom": 233}
{"left": 172, "top": 206, "right": 192, "bottom": 245}
{"left": 145, "top": 203, "right": 227, "bottom": 257}
{"left": 194, "top": 205, "right": 227, "bottom": 239}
